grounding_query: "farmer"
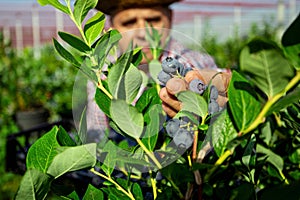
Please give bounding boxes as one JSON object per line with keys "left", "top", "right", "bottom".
{"left": 86, "top": 0, "right": 231, "bottom": 141}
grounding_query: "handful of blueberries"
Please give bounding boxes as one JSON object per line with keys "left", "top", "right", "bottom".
{"left": 157, "top": 57, "right": 221, "bottom": 149}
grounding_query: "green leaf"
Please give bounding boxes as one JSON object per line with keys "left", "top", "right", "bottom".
{"left": 283, "top": 44, "right": 300, "bottom": 69}
{"left": 79, "top": 57, "right": 98, "bottom": 82}
{"left": 228, "top": 71, "right": 261, "bottom": 132}
{"left": 108, "top": 50, "right": 134, "bottom": 100}
{"left": 84, "top": 12, "right": 106, "bottom": 46}
{"left": 267, "top": 87, "right": 300, "bottom": 115}
{"left": 110, "top": 99, "right": 144, "bottom": 139}
{"left": 53, "top": 38, "right": 81, "bottom": 67}
{"left": 256, "top": 144, "right": 284, "bottom": 174}
{"left": 58, "top": 31, "right": 91, "bottom": 52}
{"left": 95, "top": 81, "right": 111, "bottom": 117}
{"left": 47, "top": 143, "right": 97, "bottom": 178}
{"left": 141, "top": 104, "right": 163, "bottom": 151}
{"left": 209, "top": 109, "right": 238, "bottom": 157}
{"left": 15, "top": 169, "right": 52, "bottom": 200}
{"left": 73, "top": 0, "right": 97, "bottom": 24}
{"left": 37, "top": 0, "right": 70, "bottom": 14}
{"left": 135, "top": 86, "right": 161, "bottom": 113}
{"left": 240, "top": 39, "right": 295, "bottom": 98}
{"left": 83, "top": 184, "right": 104, "bottom": 200}
{"left": 94, "top": 29, "right": 122, "bottom": 70}
{"left": 26, "top": 126, "right": 60, "bottom": 173}
{"left": 101, "top": 141, "right": 117, "bottom": 176}
{"left": 177, "top": 90, "right": 208, "bottom": 117}
{"left": 132, "top": 183, "right": 143, "bottom": 200}
{"left": 56, "top": 126, "right": 77, "bottom": 146}
{"left": 288, "top": 148, "right": 300, "bottom": 164}
{"left": 241, "top": 134, "right": 256, "bottom": 169}
{"left": 148, "top": 59, "right": 161, "bottom": 83}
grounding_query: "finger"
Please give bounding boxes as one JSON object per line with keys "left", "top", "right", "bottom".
{"left": 184, "top": 69, "right": 206, "bottom": 84}
{"left": 165, "top": 77, "right": 188, "bottom": 95}
{"left": 159, "top": 87, "right": 182, "bottom": 111}
{"left": 161, "top": 102, "right": 178, "bottom": 118}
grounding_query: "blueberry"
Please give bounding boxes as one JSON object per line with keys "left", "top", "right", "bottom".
{"left": 210, "top": 85, "right": 219, "bottom": 101}
{"left": 173, "top": 128, "right": 194, "bottom": 149}
{"left": 157, "top": 70, "right": 172, "bottom": 85}
{"left": 181, "top": 67, "right": 193, "bottom": 77}
{"left": 165, "top": 119, "right": 181, "bottom": 138}
{"left": 189, "top": 79, "right": 207, "bottom": 95}
{"left": 208, "top": 100, "right": 219, "bottom": 115}
{"left": 161, "top": 57, "right": 183, "bottom": 74}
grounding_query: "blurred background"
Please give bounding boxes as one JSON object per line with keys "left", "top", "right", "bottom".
{"left": 0, "top": 0, "right": 299, "bottom": 199}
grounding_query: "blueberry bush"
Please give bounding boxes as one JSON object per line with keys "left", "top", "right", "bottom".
{"left": 15, "top": 0, "right": 300, "bottom": 199}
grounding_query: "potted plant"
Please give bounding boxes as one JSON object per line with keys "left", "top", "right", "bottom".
{"left": 0, "top": 38, "right": 77, "bottom": 130}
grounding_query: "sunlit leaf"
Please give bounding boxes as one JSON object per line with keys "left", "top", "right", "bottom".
{"left": 26, "top": 126, "right": 60, "bottom": 173}
{"left": 228, "top": 71, "right": 261, "bottom": 132}
{"left": 15, "top": 169, "right": 52, "bottom": 200}
{"left": 47, "top": 143, "right": 97, "bottom": 178}
{"left": 73, "top": 0, "right": 97, "bottom": 24}
{"left": 84, "top": 12, "right": 106, "bottom": 46}
{"left": 110, "top": 99, "right": 144, "bottom": 139}
{"left": 240, "top": 39, "right": 294, "bottom": 98}
{"left": 177, "top": 90, "right": 207, "bottom": 117}
{"left": 37, "top": 0, "right": 70, "bottom": 14}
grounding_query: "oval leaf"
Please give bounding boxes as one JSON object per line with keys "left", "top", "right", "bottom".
{"left": 58, "top": 31, "right": 91, "bottom": 52}
{"left": 73, "top": 0, "right": 97, "bottom": 24}
{"left": 26, "top": 126, "right": 61, "bottom": 173}
{"left": 110, "top": 99, "right": 144, "bottom": 139}
{"left": 177, "top": 90, "right": 208, "bottom": 117}
{"left": 209, "top": 109, "right": 238, "bottom": 157}
{"left": 240, "top": 39, "right": 294, "bottom": 98}
{"left": 84, "top": 12, "right": 106, "bottom": 46}
{"left": 228, "top": 71, "right": 261, "bottom": 132}
{"left": 47, "top": 143, "right": 97, "bottom": 178}
{"left": 15, "top": 169, "right": 52, "bottom": 200}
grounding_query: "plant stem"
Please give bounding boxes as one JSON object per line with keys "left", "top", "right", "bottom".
{"left": 166, "top": 176, "right": 184, "bottom": 199}
{"left": 136, "top": 138, "right": 162, "bottom": 169}
{"left": 97, "top": 81, "right": 113, "bottom": 99}
{"left": 149, "top": 170, "right": 158, "bottom": 199}
{"left": 204, "top": 149, "right": 232, "bottom": 182}
{"left": 90, "top": 168, "right": 135, "bottom": 200}
{"left": 243, "top": 70, "right": 300, "bottom": 135}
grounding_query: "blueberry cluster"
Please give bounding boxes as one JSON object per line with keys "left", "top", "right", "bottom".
{"left": 157, "top": 57, "right": 192, "bottom": 85}
{"left": 165, "top": 118, "right": 194, "bottom": 149}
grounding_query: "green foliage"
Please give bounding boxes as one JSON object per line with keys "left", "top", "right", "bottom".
{"left": 15, "top": 1, "right": 300, "bottom": 199}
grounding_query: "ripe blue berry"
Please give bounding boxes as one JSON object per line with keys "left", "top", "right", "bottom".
{"left": 165, "top": 119, "right": 181, "bottom": 138}
{"left": 208, "top": 100, "right": 219, "bottom": 115}
{"left": 173, "top": 128, "right": 194, "bottom": 149}
{"left": 189, "top": 79, "right": 207, "bottom": 95}
{"left": 157, "top": 70, "right": 172, "bottom": 85}
{"left": 210, "top": 85, "right": 219, "bottom": 101}
{"left": 181, "top": 67, "right": 193, "bottom": 77}
{"left": 161, "top": 57, "right": 183, "bottom": 74}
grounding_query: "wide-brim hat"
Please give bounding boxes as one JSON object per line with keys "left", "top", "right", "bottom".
{"left": 96, "top": 0, "right": 181, "bottom": 15}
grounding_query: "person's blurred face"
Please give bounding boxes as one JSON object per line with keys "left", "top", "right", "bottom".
{"left": 111, "top": 6, "right": 172, "bottom": 64}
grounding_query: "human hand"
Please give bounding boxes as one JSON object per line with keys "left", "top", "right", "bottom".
{"left": 159, "top": 68, "right": 231, "bottom": 117}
